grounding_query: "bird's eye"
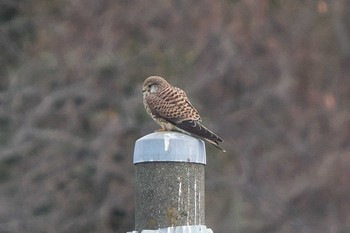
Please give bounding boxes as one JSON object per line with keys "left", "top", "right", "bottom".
{"left": 148, "top": 83, "right": 158, "bottom": 93}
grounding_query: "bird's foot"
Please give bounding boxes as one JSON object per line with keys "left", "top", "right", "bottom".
{"left": 155, "top": 128, "right": 167, "bottom": 132}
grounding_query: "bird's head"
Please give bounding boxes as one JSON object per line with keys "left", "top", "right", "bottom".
{"left": 142, "top": 76, "right": 168, "bottom": 94}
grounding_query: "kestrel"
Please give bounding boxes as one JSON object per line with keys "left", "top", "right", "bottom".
{"left": 142, "top": 76, "right": 225, "bottom": 152}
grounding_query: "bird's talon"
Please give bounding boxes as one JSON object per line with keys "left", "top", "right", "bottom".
{"left": 155, "top": 128, "right": 166, "bottom": 132}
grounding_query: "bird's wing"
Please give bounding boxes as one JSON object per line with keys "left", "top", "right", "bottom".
{"left": 174, "top": 119, "right": 224, "bottom": 143}
{"left": 146, "top": 86, "right": 201, "bottom": 123}
{"left": 146, "top": 87, "right": 223, "bottom": 144}
{"left": 174, "top": 87, "right": 202, "bottom": 122}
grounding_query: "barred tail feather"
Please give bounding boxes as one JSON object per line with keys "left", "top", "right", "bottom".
{"left": 174, "top": 120, "right": 225, "bottom": 152}
{"left": 204, "top": 138, "right": 226, "bottom": 152}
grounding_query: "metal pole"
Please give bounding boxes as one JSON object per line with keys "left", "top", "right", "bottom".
{"left": 128, "top": 132, "right": 214, "bottom": 233}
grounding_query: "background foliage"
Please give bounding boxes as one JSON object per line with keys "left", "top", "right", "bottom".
{"left": 1, "top": 0, "right": 350, "bottom": 232}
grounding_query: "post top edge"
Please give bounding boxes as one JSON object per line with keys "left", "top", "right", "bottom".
{"left": 133, "top": 132, "right": 206, "bottom": 164}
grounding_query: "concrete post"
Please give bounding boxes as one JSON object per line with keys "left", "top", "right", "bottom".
{"left": 128, "top": 132, "right": 213, "bottom": 233}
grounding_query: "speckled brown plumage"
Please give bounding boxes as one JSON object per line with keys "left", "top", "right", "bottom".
{"left": 142, "top": 76, "right": 225, "bottom": 152}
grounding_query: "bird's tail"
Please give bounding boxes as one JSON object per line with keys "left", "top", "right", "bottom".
{"left": 175, "top": 120, "right": 225, "bottom": 152}
{"left": 204, "top": 138, "right": 226, "bottom": 152}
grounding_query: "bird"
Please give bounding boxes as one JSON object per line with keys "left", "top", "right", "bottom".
{"left": 142, "top": 76, "right": 225, "bottom": 152}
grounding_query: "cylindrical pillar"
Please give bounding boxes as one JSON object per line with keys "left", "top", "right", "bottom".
{"left": 133, "top": 132, "right": 206, "bottom": 231}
